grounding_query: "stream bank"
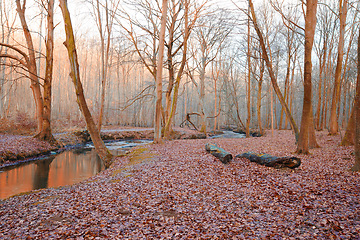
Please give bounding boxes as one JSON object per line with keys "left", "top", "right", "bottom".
{"left": 0, "top": 127, "right": 206, "bottom": 167}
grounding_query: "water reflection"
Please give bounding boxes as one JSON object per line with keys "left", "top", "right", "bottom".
{"left": 0, "top": 139, "right": 151, "bottom": 200}
{"left": 33, "top": 157, "right": 54, "bottom": 189}
{"left": 0, "top": 149, "right": 104, "bottom": 200}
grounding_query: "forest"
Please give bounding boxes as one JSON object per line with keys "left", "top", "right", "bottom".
{"left": 0, "top": 0, "right": 360, "bottom": 238}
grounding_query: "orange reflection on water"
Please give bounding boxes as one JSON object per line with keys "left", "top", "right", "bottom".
{"left": 0, "top": 149, "right": 104, "bottom": 199}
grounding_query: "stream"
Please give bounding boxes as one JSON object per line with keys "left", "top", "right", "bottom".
{"left": 0, "top": 139, "right": 151, "bottom": 200}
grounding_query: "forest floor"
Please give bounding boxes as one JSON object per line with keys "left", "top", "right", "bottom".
{"left": 0, "top": 130, "right": 359, "bottom": 239}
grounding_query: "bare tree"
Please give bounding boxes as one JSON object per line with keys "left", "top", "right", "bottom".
{"left": 248, "top": 0, "right": 299, "bottom": 141}
{"left": 15, "top": 0, "right": 44, "bottom": 135}
{"left": 154, "top": 0, "right": 168, "bottom": 143}
{"left": 329, "top": 0, "right": 348, "bottom": 135}
{"left": 59, "top": 0, "right": 113, "bottom": 168}
{"left": 35, "top": 0, "right": 56, "bottom": 144}
{"left": 89, "top": 0, "right": 120, "bottom": 131}
{"left": 189, "top": 9, "right": 232, "bottom": 134}
{"left": 0, "top": 0, "right": 56, "bottom": 143}
{"left": 296, "top": 0, "right": 318, "bottom": 154}
{"left": 351, "top": 25, "right": 360, "bottom": 172}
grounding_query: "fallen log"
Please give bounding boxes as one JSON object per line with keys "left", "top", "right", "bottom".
{"left": 236, "top": 152, "right": 301, "bottom": 169}
{"left": 205, "top": 143, "right": 232, "bottom": 164}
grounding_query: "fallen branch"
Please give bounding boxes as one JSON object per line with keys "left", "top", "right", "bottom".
{"left": 205, "top": 143, "right": 232, "bottom": 164}
{"left": 236, "top": 152, "right": 301, "bottom": 169}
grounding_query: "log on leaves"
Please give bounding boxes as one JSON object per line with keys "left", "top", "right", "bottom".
{"left": 236, "top": 152, "right": 301, "bottom": 169}
{"left": 205, "top": 143, "right": 232, "bottom": 164}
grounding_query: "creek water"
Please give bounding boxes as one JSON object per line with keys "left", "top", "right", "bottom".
{"left": 210, "top": 131, "right": 246, "bottom": 139}
{"left": 0, "top": 140, "right": 151, "bottom": 200}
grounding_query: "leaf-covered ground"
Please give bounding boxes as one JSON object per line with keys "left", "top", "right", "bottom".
{"left": 0, "top": 130, "right": 359, "bottom": 239}
{"left": 0, "top": 134, "right": 54, "bottom": 165}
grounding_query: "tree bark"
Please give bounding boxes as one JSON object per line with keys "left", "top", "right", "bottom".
{"left": 59, "top": 0, "right": 113, "bottom": 168}
{"left": 205, "top": 143, "right": 232, "bottom": 164}
{"left": 163, "top": 0, "right": 191, "bottom": 139}
{"left": 237, "top": 152, "right": 301, "bottom": 169}
{"left": 308, "top": 104, "right": 320, "bottom": 149}
{"left": 16, "top": 0, "right": 44, "bottom": 135}
{"left": 246, "top": 6, "right": 251, "bottom": 138}
{"left": 329, "top": 0, "right": 347, "bottom": 135}
{"left": 341, "top": 106, "right": 354, "bottom": 146}
{"left": 297, "top": 0, "right": 318, "bottom": 154}
{"left": 35, "top": 0, "right": 57, "bottom": 144}
{"left": 257, "top": 57, "right": 264, "bottom": 135}
{"left": 315, "top": 35, "right": 326, "bottom": 130}
{"left": 351, "top": 26, "right": 360, "bottom": 172}
{"left": 154, "top": 0, "right": 168, "bottom": 143}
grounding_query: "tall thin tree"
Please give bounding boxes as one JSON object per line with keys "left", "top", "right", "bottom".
{"left": 329, "top": 0, "right": 348, "bottom": 135}
{"left": 154, "top": 0, "right": 168, "bottom": 143}
{"left": 296, "top": 0, "right": 318, "bottom": 154}
{"left": 59, "top": 0, "right": 113, "bottom": 168}
{"left": 351, "top": 25, "right": 360, "bottom": 172}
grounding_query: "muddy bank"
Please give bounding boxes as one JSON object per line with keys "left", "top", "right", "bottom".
{"left": 0, "top": 127, "right": 206, "bottom": 167}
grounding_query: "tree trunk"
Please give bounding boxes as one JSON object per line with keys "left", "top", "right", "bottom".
{"left": 297, "top": 0, "right": 318, "bottom": 154}
{"left": 59, "top": 0, "right": 113, "bottom": 168}
{"left": 237, "top": 152, "right": 301, "bottom": 169}
{"left": 205, "top": 143, "right": 232, "bottom": 164}
{"left": 35, "top": 0, "right": 57, "bottom": 144}
{"left": 163, "top": 8, "right": 176, "bottom": 136}
{"left": 329, "top": 0, "right": 347, "bottom": 135}
{"left": 279, "top": 30, "right": 294, "bottom": 130}
{"left": 315, "top": 37, "right": 325, "bottom": 130}
{"left": 163, "top": 0, "right": 191, "bottom": 139}
{"left": 341, "top": 106, "right": 354, "bottom": 146}
{"left": 213, "top": 68, "right": 218, "bottom": 132}
{"left": 16, "top": 0, "right": 44, "bottom": 135}
{"left": 308, "top": 104, "right": 320, "bottom": 149}
{"left": 257, "top": 58, "right": 264, "bottom": 135}
{"left": 199, "top": 43, "right": 207, "bottom": 134}
{"left": 351, "top": 26, "right": 360, "bottom": 172}
{"left": 246, "top": 8, "right": 251, "bottom": 138}
{"left": 248, "top": 0, "right": 299, "bottom": 142}
{"left": 154, "top": 0, "right": 168, "bottom": 143}
{"left": 96, "top": 0, "right": 106, "bottom": 131}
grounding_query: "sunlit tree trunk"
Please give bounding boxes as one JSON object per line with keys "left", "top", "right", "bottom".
{"left": 154, "top": 0, "right": 168, "bottom": 143}
{"left": 59, "top": 0, "right": 113, "bottom": 168}
{"left": 163, "top": 3, "right": 176, "bottom": 135}
{"left": 296, "top": 0, "right": 318, "bottom": 154}
{"left": 16, "top": 0, "right": 44, "bottom": 135}
{"left": 329, "top": 0, "right": 347, "bottom": 135}
{"left": 35, "top": 0, "right": 56, "bottom": 144}
{"left": 163, "top": 0, "right": 192, "bottom": 138}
